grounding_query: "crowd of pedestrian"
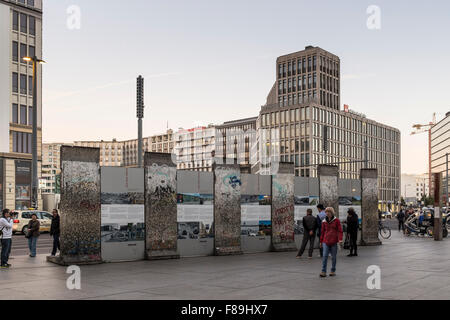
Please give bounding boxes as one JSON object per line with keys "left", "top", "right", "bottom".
{"left": 0, "top": 207, "right": 60, "bottom": 269}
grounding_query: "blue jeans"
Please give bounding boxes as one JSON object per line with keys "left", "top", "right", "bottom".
{"left": 28, "top": 237, "right": 38, "bottom": 257}
{"left": 321, "top": 243, "right": 338, "bottom": 273}
{"left": 1, "top": 239, "right": 12, "bottom": 265}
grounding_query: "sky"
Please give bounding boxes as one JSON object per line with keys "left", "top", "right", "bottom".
{"left": 41, "top": 0, "right": 450, "bottom": 175}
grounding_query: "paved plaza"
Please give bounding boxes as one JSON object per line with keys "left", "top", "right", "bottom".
{"left": 1, "top": 230, "right": 449, "bottom": 300}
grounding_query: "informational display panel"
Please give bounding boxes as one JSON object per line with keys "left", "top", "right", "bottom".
{"left": 101, "top": 167, "right": 145, "bottom": 262}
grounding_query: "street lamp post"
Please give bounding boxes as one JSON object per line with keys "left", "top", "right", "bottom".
{"left": 23, "top": 55, "right": 45, "bottom": 209}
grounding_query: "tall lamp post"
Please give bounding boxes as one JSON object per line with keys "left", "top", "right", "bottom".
{"left": 23, "top": 55, "right": 45, "bottom": 209}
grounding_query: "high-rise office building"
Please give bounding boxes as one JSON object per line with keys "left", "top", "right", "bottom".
{"left": 253, "top": 46, "right": 401, "bottom": 211}
{"left": 0, "top": 0, "right": 43, "bottom": 210}
{"left": 430, "top": 111, "right": 450, "bottom": 202}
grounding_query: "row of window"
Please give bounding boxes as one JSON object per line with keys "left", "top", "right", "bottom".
{"left": 278, "top": 56, "right": 339, "bottom": 79}
{"left": 12, "top": 72, "right": 33, "bottom": 95}
{"left": 15, "top": 0, "right": 35, "bottom": 6}
{"left": 12, "top": 10, "right": 36, "bottom": 35}
{"left": 12, "top": 131, "right": 32, "bottom": 154}
{"left": 261, "top": 107, "right": 311, "bottom": 126}
{"left": 12, "top": 41, "right": 35, "bottom": 63}
{"left": 11, "top": 104, "right": 33, "bottom": 126}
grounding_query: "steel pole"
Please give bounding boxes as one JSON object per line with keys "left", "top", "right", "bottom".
{"left": 31, "top": 56, "right": 38, "bottom": 209}
{"left": 138, "top": 118, "right": 143, "bottom": 168}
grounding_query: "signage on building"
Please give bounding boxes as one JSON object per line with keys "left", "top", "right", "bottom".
{"left": 344, "top": 104, "right": 349, "bottom": 112}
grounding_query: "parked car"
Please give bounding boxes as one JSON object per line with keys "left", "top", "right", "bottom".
{"left": 381, "top": 212, "right": 392, "bottom": 219}
{"left": 11, "top": 210, "right": 53, "bottom": 235}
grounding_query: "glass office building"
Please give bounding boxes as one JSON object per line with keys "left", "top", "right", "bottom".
{"left": 430, "top": 112, "right": 450, "bottom": 202}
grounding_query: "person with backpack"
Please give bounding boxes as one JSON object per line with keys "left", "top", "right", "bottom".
{"left": 319, "top": 207, "right": 343, "bottom": 278}
{"left": 50, "top": 209, "right": 60, "bottom": 256}
{"left": 316, "top": 204, "right": 326, "bottom": 258}
{"left": 296, "top": 209, "right": 317, "bottom": 259}
{"left": 346, "top": 208, "right": 359, "bottom": 257}
{"left": 0, "top": 209, "right": 13, "bottom": 268}
{"left": 27, "top": 213, "right": 40, "bottom": 258}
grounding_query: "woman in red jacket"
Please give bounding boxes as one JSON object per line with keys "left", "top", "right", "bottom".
{"left": 319, "top": 207, "right": 343, "bottom": 278}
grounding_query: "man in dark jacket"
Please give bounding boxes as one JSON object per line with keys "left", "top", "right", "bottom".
{"left": 296, "top": 209, "right": 317, "bottom": 259}
{"left": 50, "top": 209, "right": 60, "bottom": 256}
{"left": 397, "top": 209, "right": 405, "bottom": 232}
{"left": 346, "top": 208, "right": 359, "bottom": 257}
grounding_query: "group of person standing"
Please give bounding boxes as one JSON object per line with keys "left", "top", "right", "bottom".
{"left": 296, "top": 204, "right": 359, "bottom": 278}
{"left": 0, "top": 208, "right": 60, "bottom": 269}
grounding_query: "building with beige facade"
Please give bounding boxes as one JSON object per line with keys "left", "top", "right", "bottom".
{"left": 72, "top": 130, "right": 175, "bottom": 168}
{"left": 0, "top": 0, "right": 43, "bottom": 210}
{"left": 252, "top": 46, "right": 401, "bottom": 211}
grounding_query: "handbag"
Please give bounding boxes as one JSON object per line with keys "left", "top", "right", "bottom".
{"left": 343, "top": 233, "right": 350, "bottom": 250}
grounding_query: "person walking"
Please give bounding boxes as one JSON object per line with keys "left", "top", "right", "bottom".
{"left": 50, "top": 209, "right": 60, "bottom": 256}
{"left": 296, "top": 209, "right": 317, "bottom": 259}
{"left": 316, "top": 204, "right": 326, "bottom": 258}
{"left": 319, "top": 207, "right": 343, "bottom": 278}
{"left": 0, "top": 209, "right": 13, "bottom": 268}
{"left": 346, "top": 208, "right": 359, "bottom": 257}
{"left": 397, "top": 209, "right": 405, "bottom": 232}
{"left": 27, "top": 213, "right": 40, "bottom": 258}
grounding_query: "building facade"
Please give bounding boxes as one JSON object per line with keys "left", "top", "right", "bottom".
{"left": 41, "top": 143, "right": 72, "bottom": 194}
{"left": 430, "top": 111, "right": 450, "bottom": 203}
{"left": 252, "top": 46, "right": 401, "bottom": 211}
{"left": 174, "top": 126, "right": 216, "bottom": 172}
{"left": 215, "top": 117, "right": 257, "bottom": 167}
{"left": 122, "top": 129, "right": 174, "bottom": 167}
{"left": 73, "top": 130, "right": 174, "bottom": 168}
{"left": 74, "top": 139, "right": 124, "bottom": 167}
{"left": 0, "top": 0, "right": 43, "bottom": 210}
{"left": 401, "top": 173, "right": 429, "bottom": 205}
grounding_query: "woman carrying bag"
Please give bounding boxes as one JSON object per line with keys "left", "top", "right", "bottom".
{"left": 346, "top": 208, "right": 359, "bottom": 257}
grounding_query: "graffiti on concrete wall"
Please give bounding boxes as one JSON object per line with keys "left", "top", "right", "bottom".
{"left": 214, "top": 165, "right": 241, "bottom": 254}
{"left": 60, "top": 160, "right": 101, "bottom": 260}
{"left": 272, "top": 173, "right": 295, "bottom": 245}
{"left": 146, "top": 163, "right": 178, "bottom": 253}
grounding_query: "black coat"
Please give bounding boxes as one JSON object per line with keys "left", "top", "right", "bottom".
{"left": 302, "top": 215, "right": 317, "bottom": 233}
{"left": 50, "top": 215, "right": 60, "bottom": 236}
{"left": 346, "top": 214, "right": 359, "bottom": 234}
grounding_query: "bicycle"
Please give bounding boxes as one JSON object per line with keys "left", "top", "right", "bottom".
{"left": 378, "top": 221, "right": 391, "bottom": 239}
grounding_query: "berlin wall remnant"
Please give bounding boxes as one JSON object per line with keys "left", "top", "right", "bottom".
{"left": 271, "top": 162, "right": 297, "bottom": 252}
{"left": 48, "top": 146, "right": 102, "bottom": 265}
{"left": 318, "top": 165, "right": 339, "bottom": 216}
{"left": 144, "top": 152, "right": 179, "bottom": 260}
{"left": 360, "top": 169, "right": 382, "bottom": 246}
{"left": 213, "top": 163, "right": 243, "bottom": 255}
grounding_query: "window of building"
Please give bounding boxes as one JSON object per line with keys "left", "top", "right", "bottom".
{"left": 20, "top": 13, "right": 27, "bottom": 33}
{"left": 28, "top": 76, "right": 33, "bottom": 95}
{"left": 20, "top": 74, "right": 27, "bottom": 95}
{"left": 12, "top": 104, "right": 18, "bottom": 123}
{"left": 28, "top": 45, "right": 35, "bottom": 60}
{"left": 29, "top": 16, "right": 36, "bottom": 36}
{"left": 20, "top": 105, "right": 27, "bottom": 125}
{"left": 27, "top": 0, "right": 35, "bottom": 7}
{"left": 12, "top": 73, "right": 18, "bottom": 93}
{"left": 12, "top": 41, "right": 18, "bottom": 62}
{"left": 12, "top": 11, "right": 19, "bottom": 31}
{"left": 20, "top": 43, "right": 27, "bottom": 63}
{"left": 28, "top": 106, "right": 33, "bottom": 125}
